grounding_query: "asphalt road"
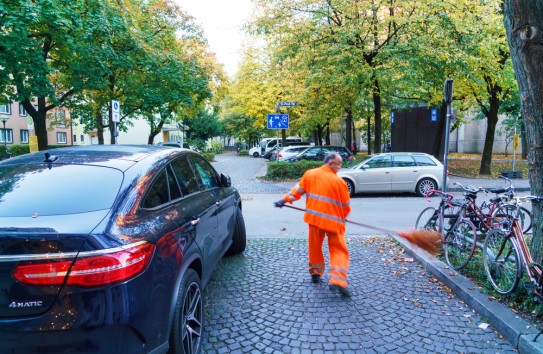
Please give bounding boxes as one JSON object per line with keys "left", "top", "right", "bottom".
{"left": 204, "top": 152, "right": 521, "bottom": 353}
{"left": 213, "top": 153, "right": 458, "bottom": 238}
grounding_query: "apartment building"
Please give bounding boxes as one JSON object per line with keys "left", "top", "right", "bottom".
{"left": 0, "top": 101, "right": 73, "bottom": 147}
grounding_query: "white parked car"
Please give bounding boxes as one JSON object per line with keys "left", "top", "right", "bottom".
{"left": 337, "top": 152, "right": 445, "bottom": 197}
{"left": 249, "top": 146, "right": 261, "bottom": 157}
{"left": 276, "top": 145, "right": 313, "bottom": 161}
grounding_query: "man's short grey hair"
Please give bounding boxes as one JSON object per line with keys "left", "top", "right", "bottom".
{"left": 324, "top": 152, "right": 340, "bottom": 163}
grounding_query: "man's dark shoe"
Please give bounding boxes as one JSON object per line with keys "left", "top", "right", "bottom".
{"left": 329, "top": 284, "right": 351, "bottom": 298}
{"left": 311, "top": 274, "right": 321, "bottom": 283}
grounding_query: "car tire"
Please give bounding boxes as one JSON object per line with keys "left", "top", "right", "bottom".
{"left": 225, "top": 209, "right": 246, "bottom": 256}
{"left": 416, "top": 178, "right": 437, "bottom": 197}
{"left": 169, "top": 268, "right": 202, "bottom": 354}
{"left": 343, "top": 178, "right": 355, "bottom": 197}
{"left": 252, "top": 152, "right": 259, "bottom": 158}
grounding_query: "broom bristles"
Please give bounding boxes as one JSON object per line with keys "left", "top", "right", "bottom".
{"left": 397, "top": 229, "right": 442, "bottom": 255}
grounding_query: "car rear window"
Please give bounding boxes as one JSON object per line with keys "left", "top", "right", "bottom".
{"left": 0, "top": 164, "right": 123, "bottom": 217}
{"left": 413, "top": 155, "right": 437, "bottom": 166}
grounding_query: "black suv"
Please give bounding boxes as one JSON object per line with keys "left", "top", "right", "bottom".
{"left": 283, "top": 145, "right": 353, "bottom": 162}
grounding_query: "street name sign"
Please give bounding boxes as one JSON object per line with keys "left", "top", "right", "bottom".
{"left": 277, "top": 102, "right": 297, "bottom": 107}
{"left": 267, "top": 114, "right": 289, "bottom": 129}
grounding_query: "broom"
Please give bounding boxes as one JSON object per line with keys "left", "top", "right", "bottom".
{"left": 282, "top": 204, "right": 442, "bottom": 255}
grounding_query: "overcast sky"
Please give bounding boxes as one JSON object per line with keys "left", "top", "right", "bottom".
{"left": 176, "top": 0, "right": 254, "bottom": 77}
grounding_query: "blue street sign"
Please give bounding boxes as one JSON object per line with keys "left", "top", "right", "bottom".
{"left": 267, "top": 114, "right": 289, "bottom": 129}
{"left": 431, "top": 108, "right": 438, "bottom": 122}
{"left": 277, "top": 102, "right": 297, "bottom": 107}
{"left": 391, "top": 111, "right": 395, "bottom": 124}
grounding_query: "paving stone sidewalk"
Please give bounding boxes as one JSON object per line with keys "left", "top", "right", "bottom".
{"left": 202, "top": 237, "right": 516, "bottom": 353}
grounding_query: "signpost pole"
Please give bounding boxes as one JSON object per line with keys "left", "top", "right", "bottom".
{"left": 276, "top": 104, "right": 280, "bottom": 162}
{"left": 442, "top": 78, "right": 454, "bottom": 193}
{"left": 112, "top": 100, "right": 120, "bottom": 144}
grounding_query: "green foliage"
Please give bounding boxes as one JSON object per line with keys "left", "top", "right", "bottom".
{"left": 265, "top": 161, "right": 322, "bottom": 180}
{"left": 0, "top": 145, "right": 10, "bottom": 159}
{"left": 201, "top": 152, "right": 215, "bottom": 162}
{"left": 185, "top": 110, "right": 224, "bottom": 144}
{"left": 8, "top": 145, "right": 30, "bottom": 157}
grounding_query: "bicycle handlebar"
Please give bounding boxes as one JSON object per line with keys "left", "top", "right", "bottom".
{"left": 452, "top": 182, "right": 485, "bottom": 194}
{"left": 424, "top": 189, "right": 454, "bottom": 203}
{"left": 510, "top": 195, "right": 543, "bottom": 204}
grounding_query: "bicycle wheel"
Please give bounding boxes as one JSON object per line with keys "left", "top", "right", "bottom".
{"left": 415, "top": 207, "right": 438, "bottom": 231}
{"left": 492, "top": 204, "right": 532, "bottom": 234}
{"left": 444, "top": 219, "right": 477, "bottom": 270}
{"left": 483, "top": 228, "right": 521, "bottom": 295}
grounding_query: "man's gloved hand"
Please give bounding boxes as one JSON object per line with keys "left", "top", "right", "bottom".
{"left": 274, "top": 199, "right": 286, "bottom": 208}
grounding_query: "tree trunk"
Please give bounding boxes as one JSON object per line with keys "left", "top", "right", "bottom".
{"left": 21, "top": 97, "right": 51, "bottom": 151}
{"left": 372, "top": 75, "right": 382, "bottom": 153}
{"left": 504, "top": 0, "right": 543, "bottom": 262}
{"left": 479, "top": 111, "right": 498, "bottom": 175}
{"left": 366, "top": 115, "right": 372, "bottom": 155}
{"left": 95, "top": 111, "right": 105, "bottom": 145}
{"left": 520, "top": 120, "right": 528, "bottom": 159}
{"left": 325, "top": 122, "right": 330, "bottom": 145}
{"left": 345, "top": 108, "right": 353, "bottom": 151}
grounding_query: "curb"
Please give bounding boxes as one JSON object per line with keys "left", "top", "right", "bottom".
{"left": 394, "top": 235, "right": 543, "bottom": 354}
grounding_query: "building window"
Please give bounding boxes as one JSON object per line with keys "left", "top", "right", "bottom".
{"left": 20, "top": 130, "right": 29, "bottom": 144}
{"left": 73, "top": 134, "right": 77, "bottom": 143}
{"left": 0, "top": 104, "right": 11, "bottom": 114}
{"left": 57, "top": 132, "right": 67, "bottom": 144}
{"left": 80, "top": 134, "right": 84, "bottom": 142}
{"left": 1, "top": 129, "right": 13, "bottom": 144}
{"left": 19, "top": 103, "right": 27, "bottom": 116}
{"left": 56, "top": 110, "right": 66, "bottom": 127}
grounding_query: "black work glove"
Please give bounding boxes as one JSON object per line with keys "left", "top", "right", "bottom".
{"left": 274, "top": 199, "right": 286, "bottom": 208}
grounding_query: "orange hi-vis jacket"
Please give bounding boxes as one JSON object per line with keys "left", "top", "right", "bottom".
{"left": 283, "top": 165, "right": 351, "bottom": 234}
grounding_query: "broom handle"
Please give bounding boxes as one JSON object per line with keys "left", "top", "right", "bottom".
{"left": 283, "top": 204, "right": 398, "bottom": 235}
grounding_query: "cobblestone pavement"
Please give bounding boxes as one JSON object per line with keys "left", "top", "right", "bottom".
{"left": 202, "top": 237, "right": 516, "bottom": 353}
{"left": 207, "top": 152, "right": 521, "bottom": 353}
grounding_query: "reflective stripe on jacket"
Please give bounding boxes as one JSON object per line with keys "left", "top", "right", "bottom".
{"left": 283, "top": 165, "right": 351, "bottom": 234}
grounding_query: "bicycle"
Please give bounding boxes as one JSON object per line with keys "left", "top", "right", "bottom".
{"left": 483, "top": 195, "right": 543, "bottom": 297}
{"left": 415, "top": 189, "right": 478, "bottom": 270}
{"left": 415, "top": 190, "right": 461, "bottom": 234}
{"left": 479, "top": 176, "right": 532, "bottom": 235}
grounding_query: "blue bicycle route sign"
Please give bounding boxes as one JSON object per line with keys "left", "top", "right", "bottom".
{"left": 267, "top": 114, "right": 289, "bottom": 129}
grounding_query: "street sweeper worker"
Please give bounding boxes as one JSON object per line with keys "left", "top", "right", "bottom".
{"left": 274, "top": 152, "right": 352, "bottom": 297}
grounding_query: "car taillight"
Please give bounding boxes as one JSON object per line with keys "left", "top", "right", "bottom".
{"left": 12, "top": 242, "right": 155, "bottom": 287}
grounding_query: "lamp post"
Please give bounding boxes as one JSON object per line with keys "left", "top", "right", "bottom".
{"left": 0, "top": 116, "right": 8, "bottom": 150}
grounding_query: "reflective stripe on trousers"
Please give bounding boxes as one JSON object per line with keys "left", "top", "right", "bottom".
{"left": 307, "top": 224, "right": 350, "bottom": 288}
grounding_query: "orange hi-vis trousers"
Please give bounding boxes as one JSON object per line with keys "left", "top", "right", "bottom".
{"left": 307, "top": 224, "right": 350, "bottom": 288}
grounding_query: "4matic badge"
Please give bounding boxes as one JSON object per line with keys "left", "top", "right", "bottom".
{"left": 9, "top": 301, "right": 43, "bottom": 308}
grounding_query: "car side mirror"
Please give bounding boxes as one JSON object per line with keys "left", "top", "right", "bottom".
{"left": 361, "top": 164, "right": 369, "bottom": 170}
{"left": 220, "top": 173, "right": 231, "bottom": 187}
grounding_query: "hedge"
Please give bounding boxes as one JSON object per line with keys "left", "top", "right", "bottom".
{"left": 265, "top": 160, "right": 322, "bottom": 180}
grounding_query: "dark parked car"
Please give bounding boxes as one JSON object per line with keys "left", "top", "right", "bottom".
{"left": 282, "top": 145, "right": 353, "bottom": 162}
{"left": 0, "top": 145, "right": 246, "bottom": 354}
